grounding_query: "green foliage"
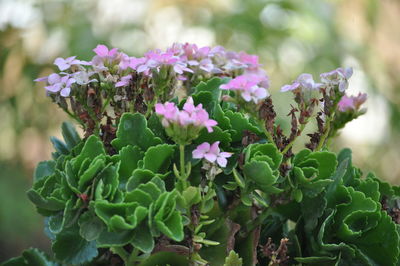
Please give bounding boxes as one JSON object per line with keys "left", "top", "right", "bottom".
{"left": 9, "top": 77, "right": 400, "bottom": 266}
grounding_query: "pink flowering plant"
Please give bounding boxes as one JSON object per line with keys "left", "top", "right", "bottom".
{"left": 5, "top": 43, "right": 400, "bottom": 266}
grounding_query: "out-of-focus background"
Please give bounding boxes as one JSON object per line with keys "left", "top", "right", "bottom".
{"left": 1, "top": 0, "right": 399, "bottom": 261}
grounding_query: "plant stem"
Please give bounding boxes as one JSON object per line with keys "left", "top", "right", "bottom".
{"left": 316, "top": 112, "right": 335, "bottom": 151}
{"left": 111, "top": 247, "right": 129, "bottom": 264}
{"left": 240, "top": 207, "right": 273, "bottom": 237}
{"left": 281, "top": 123, "right": 307, "bottom": 155}
{"left": 258, "top": 119, "right": 275, "bottom": 146}
{"left": 179, "top": 144, "right": 188, "bottom": 190}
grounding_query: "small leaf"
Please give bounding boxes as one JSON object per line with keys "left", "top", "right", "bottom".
{"left": 243, "top": 161, "right": 277, "bottom": 192}
{"left": 223, "top": 250, "right": 243, "bottom": 266}
{"left": 61, "top": 121, "right": 81, "bottom": 150}
{"left": 224, "top": 110, "right": 261, "bottom": 142}
{"left": 34, "top": 161, "right": 56, "bottom": 182}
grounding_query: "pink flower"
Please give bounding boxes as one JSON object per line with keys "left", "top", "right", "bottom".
{"left": 192, "top": 141, "right": 232, "bottom": 167}
{"left": 115, "top": 75, "right": 132, "bottom": 87}
{"left": 44, "top": 73, "right": 75, "bottom": 97}
{"left": 220, "top": 73, "right": 270, "bottom": 104}
{"left": 320, "top": 67, "right": 353, "bottom": 92}
{"left": 281, "top": 73, "right": 322, "bottom": 92}
{"left": 93, "top": 44, "right": 119, "bottom": 58}
{"left": 338, "top": 93, "right": 367, "bottom": 112}
{"left": 155, "top": 102, "right": 179, "bottom": 127}
{"left": 54, "top": 56, "right": 90, "bottom": 71}
{"left": 155, "top": 97, "right": 217, "bottom": 133}
{"left": 241, "top": 85, "right": 269, "bottom": 104}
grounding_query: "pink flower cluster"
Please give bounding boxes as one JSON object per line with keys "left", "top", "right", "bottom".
{"left": 281, "top": 68, "right": 353, "bottom": 93}
{"left": 133, "top": 42, "right": 266, "bottom": 80}
{"left": 155, "top": 97, "right": 217, "bottom": 133}
{"left": 338, "top": 93, "right": 367, "bottom": 112}
{"left": 35, "top": 43, "right": 269, "bottom": 97}
{"left": 220, "top": 73, "right": 270, "bottom": 104}
{"left": 192, "top": 141, "right": 232, "bottom": 168}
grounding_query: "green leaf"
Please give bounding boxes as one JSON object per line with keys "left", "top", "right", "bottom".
{"left": 308, "top": 151, "right": 338, "bottom": 179}
{"left": 182, "top": 186, "right": 202, "bottom": 206}
{"left": 214, "top": 104, "right": 232, "bottom": 130}
{"left": 52, "top": 226, "right": 98, "bottom": 265}
{"left": 2, "top": 248, "right": 57, "bottom": 266}
{"left": 243, "top": 161, "right": 277, "bottom": 192}
{"left": 223, "top": 250, "right": 243, "bottom": 266}
{"left": 97, "top": 230, "right": 135, "bottom": 247}
{"left": 191, "top": 91, "right": 215, "bottom": 116}
{"left": 111, "top": 113, "right": 162, "bottom": 151}
{"left": 126, "top": 169, "right": 158, "bottom": 191}
{"left": 154, "top": 191, "right": 184, "bottom": 241}
{"left": 111, "top": 145, "right": 143, "bottom": 185}
{"left": 34, "top": 161, "right": 56, "bottom": 182}
{"left": 147, "top": 112, "right": 168, "bottom": 141}
{"left": 194, "top": 126, "right": 232, "bottom": 148}
{"left": 139, "top": 251, "right": 189, "bottom": 266}
{"left": 50, "top": 136, "right": 69, "bottom": 156}
{"left": 247, "top": 143, "right": 282, "bottom": 170}
{"left": 61, "top": 121, "right": 81, "bottom": 150}
{"left": 301, "top": 192, "right": 327, "bottom": 232}
{"left": 78, "top": 212, "right": 105, "bottom": 241}
{"left": 78, "top": 156, "right": 105, "bottom": 190}
{"left": 224, "top": 111, "right": 261, "bottom": 142}
{"left": 143, "top": 144, "right": 175, "bottom": 173}
{"left": 194, "top": 77, "right": 228, "bottom": 104}
{"left": 232, "top": 169, "right": 245, "bottom": 189}
{"left": 71, "top": 135, "right": 106, "bottom": 172}
{"left": 131, "top": 222, "right": 154, "bottom": 253}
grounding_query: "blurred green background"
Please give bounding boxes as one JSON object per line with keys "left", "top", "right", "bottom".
{"left": 1, "top": 0, "right": 399, "bottom": 261}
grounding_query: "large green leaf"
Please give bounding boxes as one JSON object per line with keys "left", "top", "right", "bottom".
{"left": 52, "top": 227, "right": 98, "bottom": 265}
{"left": 111, "top": 113, "right": 161, "bottom": 151}
{"left": 111, "top": 145, "right": 143, "bottom": 185}
{"left": 143, "top": 144, "right": 175, "bottom": 173}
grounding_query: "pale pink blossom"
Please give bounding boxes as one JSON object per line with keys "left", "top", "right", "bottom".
{"left": 54, "top": 56, "right": 90, "bottom": 71}
{"left": 338, "top": 93, "right": 367, "bottom": 112}
{"left": 281, "top": 73, "right": 322, "bottom": 92}
{"left": 192, "top": 141, "right": 232, "bottom": 167}
{"left": 155, "top": 97, "right": 217, "bottom": 132}
{"left": 43, "top": 73, "right": 76, "bottom": 97}
{"left": 220, "top": 73, "right": 270, "bottom": 104}
{"left": 320, "top": 67, "right": 353, "bottom": 92}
